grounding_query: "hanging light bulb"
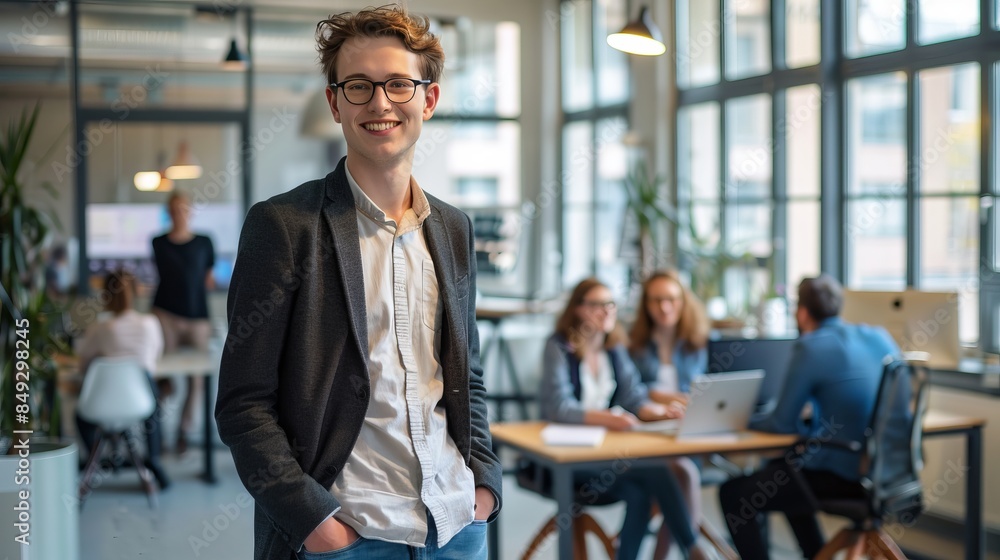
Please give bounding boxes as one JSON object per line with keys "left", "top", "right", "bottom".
{"left": 607, "top": 6, "right": 666, "bottom": 56}
{"left": 134, "top": 171, "right": 161, "bottom": 191}
{"left": 165, "top": 141, "right": 202, "bottom": 180}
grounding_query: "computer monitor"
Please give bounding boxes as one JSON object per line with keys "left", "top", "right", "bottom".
{"left": 707, "top": 337, "right": 797, "bottom": 408}
{"left": 841, "top": 289, "right": 960, "bottom": 368}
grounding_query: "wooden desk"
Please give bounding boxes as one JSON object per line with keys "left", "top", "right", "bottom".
{"left": 490, "top": 412, "right": 986, "bottom": 560}
{"left": 154, "top": 350, "right": 220, "bottom": 484}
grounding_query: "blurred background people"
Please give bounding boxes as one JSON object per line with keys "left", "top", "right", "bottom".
{"left": 539, "top": 277, "right": 713, "bottom": 560}
{"left": 718, "top": 275, "right": 901, "bottom": 559}
{"left": 75, "top": 269, "right": 170, "bottom": 489}
{"left": 151, "top": 191, "right": 215, "bottom": 454}
{"left": 629, "top": 269, "right": 711, "bottom": 559}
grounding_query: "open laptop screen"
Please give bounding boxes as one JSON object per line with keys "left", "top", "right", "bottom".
{"left": 707, "top": 337, "right": 797, "bottom": 407}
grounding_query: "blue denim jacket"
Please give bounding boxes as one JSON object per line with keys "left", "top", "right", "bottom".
{"left": 629, "top": 340, "right": 707, "bottom": 394}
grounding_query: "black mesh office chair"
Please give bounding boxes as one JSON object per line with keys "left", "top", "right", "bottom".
{"left": 790, "top": 359, "right": 930, "bottom": 560}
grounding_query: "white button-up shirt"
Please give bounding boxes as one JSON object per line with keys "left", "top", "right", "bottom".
{"left": 329, "top": 167, "right": 476, "bottom": 547}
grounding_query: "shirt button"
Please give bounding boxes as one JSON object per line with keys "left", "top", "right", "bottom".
{"left": 357, "top": 387, "right": 369, "bottom": 400}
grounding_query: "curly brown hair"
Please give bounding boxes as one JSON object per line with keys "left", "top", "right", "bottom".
{"left": 629, "top": 269, "right": 709, "bottom": 354}
{"left": 316, "top": 5, "right": 445, "bottom": 85}
{"left": 555, "top": 278, "right": 628, "bottom": 360}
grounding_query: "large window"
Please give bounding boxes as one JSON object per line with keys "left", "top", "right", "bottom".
{"left": 674, "top": 0, "right": 999, "bottom": 344}
{"left": 559, "top": 0, "right": 631, "bottom": 296}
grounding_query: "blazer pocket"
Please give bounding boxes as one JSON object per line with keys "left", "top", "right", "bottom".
{"left": 422, "top": 259, "right": 443, "bottom": 330}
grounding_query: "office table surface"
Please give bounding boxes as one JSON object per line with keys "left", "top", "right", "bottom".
{"left": 490, "top": 413, "right": 986, "bottom": 560}
{"left": 490, "top": 422, "right": 797, "bottom": 462}
{"left": 57, "top": 348, "right": 219, "bottom": 382}
{"left": 154, "top": 349, "right": 220, "bottom": 377}
{"left": 475, "top": 297, "right": 563, "bottom": 321}
{"left": 490, "top": 411, "right": 985, "bottom": 463}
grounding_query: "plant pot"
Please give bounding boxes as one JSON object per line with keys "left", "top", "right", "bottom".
{"left": 0, "top": 439, "right": 78, "bottom": 560}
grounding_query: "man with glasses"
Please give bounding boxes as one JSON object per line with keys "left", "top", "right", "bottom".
{"left": 216, "top": 6, "right": 501, "bottom": 560}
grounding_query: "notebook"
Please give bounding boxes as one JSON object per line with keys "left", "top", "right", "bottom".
{"left": 540, "top": 424, "right": 607, "bottom": 447}
{"left": 635, "top": 370, "right": 765, "bottom": 438}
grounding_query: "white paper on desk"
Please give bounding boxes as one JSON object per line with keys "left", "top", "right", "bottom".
{"left": 541, "top": 424, "right": 607, "bottom": 447}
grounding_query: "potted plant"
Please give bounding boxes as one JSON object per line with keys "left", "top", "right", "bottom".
{"left": 1, "top": 103, "right": 70, "bottom": 439}
{"left": 622, "top": 158, "right": 676, "bottom": 280}
{"left": 0, "top": 103, "right": 78, "bottom": 559}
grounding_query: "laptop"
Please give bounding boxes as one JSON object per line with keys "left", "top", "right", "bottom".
{"left": 634, "top": 370, "right": 765, "bottom": 438}
{"left": 707, "top": 338, "right": 797, "bottom": 412}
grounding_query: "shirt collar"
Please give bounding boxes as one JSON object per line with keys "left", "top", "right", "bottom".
{"left": 345, "top": 164, "right": 431, "bottom": 234}
{"left": 819, "top": 316, "right": 843, "bottom": 329}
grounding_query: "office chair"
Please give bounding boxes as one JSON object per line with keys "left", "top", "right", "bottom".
{"left": 790, "top": 359, "right": 930, "bottom": 560}
{"left": 77, "top": 357, "right": 159, "bottom": 508}
{"left": 516, "top": 458, "right": 619, "bottom": 560}
{"left": 517, "top": 459, "right": 739, "bottom": 560}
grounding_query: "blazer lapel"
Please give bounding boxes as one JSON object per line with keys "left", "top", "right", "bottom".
{"left": 322, "top": 158, "right": 370, "bottom": 361}
{"left": 423, "top": 206, "right": 468, "bottom": 375}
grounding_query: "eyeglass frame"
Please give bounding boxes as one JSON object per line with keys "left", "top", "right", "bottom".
{"left": 329, "top": 78, "right": 433, "bottom": 105}
{"left": 579, "top": 300, "right": 617, "bottom": 311}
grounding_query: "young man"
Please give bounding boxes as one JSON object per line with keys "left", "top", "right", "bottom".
{"left": 215, "top": 7, "right": 501, "bottom": 560}
{"left": 718, "top": 275, "right": 901, "bottom": 559}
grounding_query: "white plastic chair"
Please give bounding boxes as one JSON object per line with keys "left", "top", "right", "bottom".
{"left": 77, "top": 357, "right": 158, "bottom": 507}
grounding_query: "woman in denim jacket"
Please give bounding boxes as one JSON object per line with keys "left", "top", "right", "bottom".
{"left": 539, "top": 277, "right": 714, "bottom": 560}
{"left": 629, "top": 270, "right": 710, "bottom": 559}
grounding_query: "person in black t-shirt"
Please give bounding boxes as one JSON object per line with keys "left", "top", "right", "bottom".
{"left": 151, "top": 191, "right": 215, "bottom": 454}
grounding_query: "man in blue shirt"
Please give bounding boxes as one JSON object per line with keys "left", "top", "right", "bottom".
{"left": 718, "top": 275, "right": 900, "bottom": 559}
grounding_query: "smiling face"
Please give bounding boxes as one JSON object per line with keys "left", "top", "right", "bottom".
{"left": 645, "top": 276, "right": 685, "bottom": 330}
{"left": 326, "top": 35, "right": 439, "bottom": 169}
{"left": 576, "top": 285, "right": 618, "bottom": 336}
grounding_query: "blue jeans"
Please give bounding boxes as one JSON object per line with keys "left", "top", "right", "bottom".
{"left": 575, "top": 464, "right": 695, "bottom": 560}
{"left": 298, "top": 517, "right": 487, "bottom": 560}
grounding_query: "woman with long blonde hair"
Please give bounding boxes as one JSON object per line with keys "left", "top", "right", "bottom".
{"left": 629, "top": 270, "right": 711, "bottom": 559}
{"left": 539, "top": 278, "right": 714, "bottom": 560}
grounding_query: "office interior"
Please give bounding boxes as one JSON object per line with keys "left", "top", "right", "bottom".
{"left": 0, "top": 0, "right": 998, "bottom": 558}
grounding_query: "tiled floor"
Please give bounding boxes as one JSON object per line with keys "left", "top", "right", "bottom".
{"left": 80, "top": 448, "right": 996, "bottom": 560}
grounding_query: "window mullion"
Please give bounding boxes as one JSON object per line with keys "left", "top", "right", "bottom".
{"left": 907, "top": 69, "right": 919, "bottom": 287}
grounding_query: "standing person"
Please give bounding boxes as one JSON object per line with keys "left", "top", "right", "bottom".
{"left": 75, "top": 269, "right": 170, "bottom": 489}
{"left": 539, "top": 278, "right": 714, "bottom": 560}
{"left": 151, "top": 190, "right": 215, "bottom": 455}
{"left": 718, "top": 275, "right": 901, "bottom": 559}
{"left": 215, "top": 6, "right": 501, "bottom": 560}
{"left": 629, "top": 270, "right": 711, "bottom": 559}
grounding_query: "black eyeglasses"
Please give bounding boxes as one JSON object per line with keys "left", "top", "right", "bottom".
{"left": 649, "top": 295, "right": 683, "bottom": 305}
{"left": 330, "top": 78, "right": 432, "bottom": 105}
{"left": 580, "top": 300, "right": 617, "bottom": 311}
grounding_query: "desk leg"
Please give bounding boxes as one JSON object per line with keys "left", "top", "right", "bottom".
{"left": 554, "top": 465, "right": 574, "bottom": 560}
{"left": 966, "top": 426, "right": 983, "bottom": 560}
{"left": 203, "top": 373, "right": 217, "bottom": 484}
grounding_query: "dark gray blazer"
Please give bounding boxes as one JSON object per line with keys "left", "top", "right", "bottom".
{"left": 215, "top": 158, "right": 502, "bottom": 560}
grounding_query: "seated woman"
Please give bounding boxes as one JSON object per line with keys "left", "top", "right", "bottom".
{"left": 539, "top": 277, "right": 712, "bottom": 560}
{"left": 75, "top": 269, "right": 170, "bottom": 489}
{"left": 629, "top": 270, "right": 711, "bottom": 559}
